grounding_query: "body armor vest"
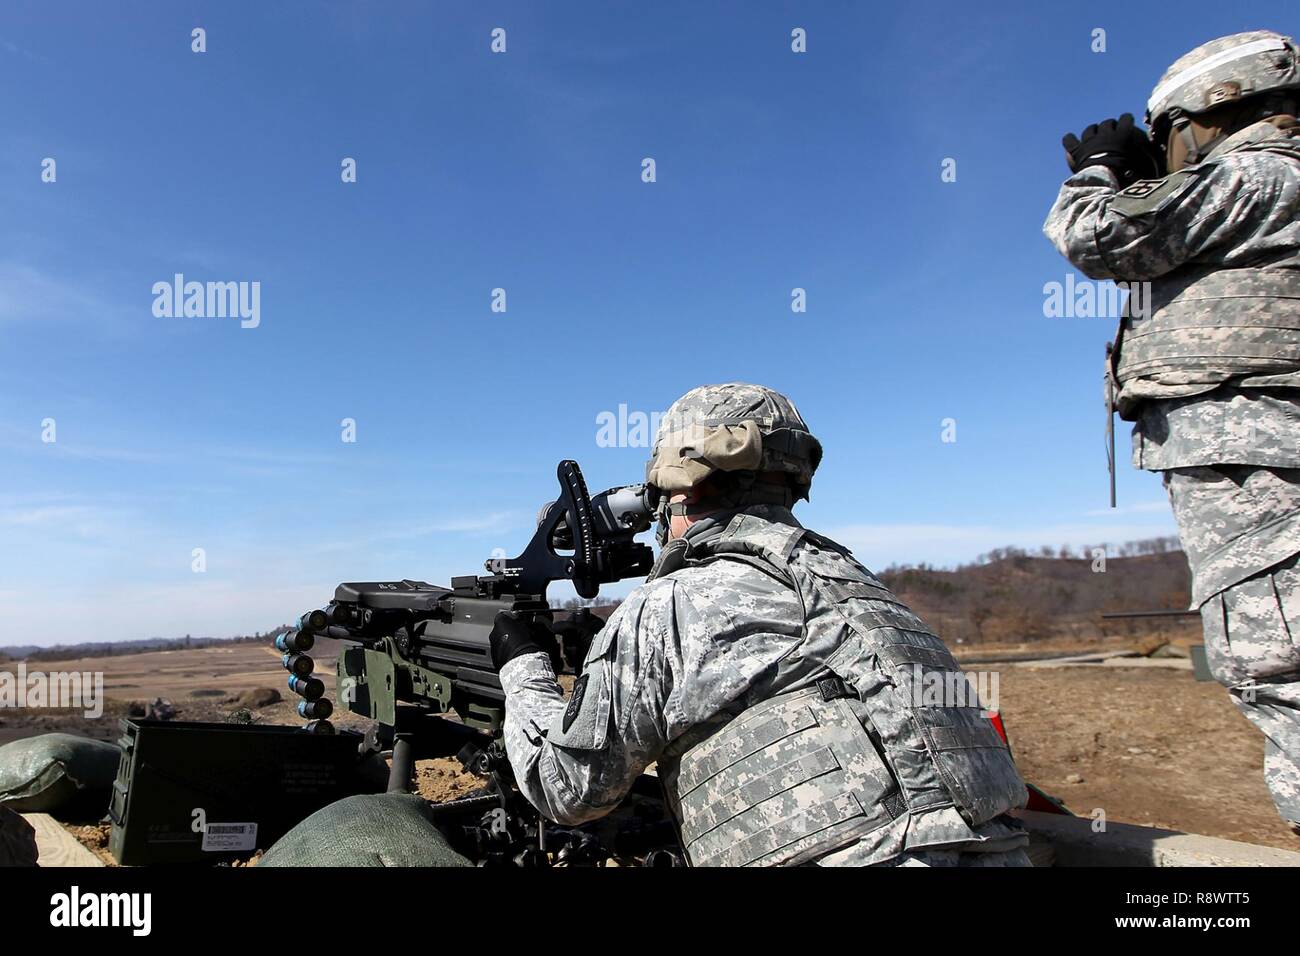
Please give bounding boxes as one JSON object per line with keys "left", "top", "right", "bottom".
{"left": 1113, "top": 266, "right": 1300, "bottom": 399}
{"left": 1111, "top": 133, "right": 1300, "bottom": 417}
{"left": 658, "top": 513, "right": 1026, "bottom": 867}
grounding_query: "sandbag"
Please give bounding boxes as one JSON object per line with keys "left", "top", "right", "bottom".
{"left": 259, "top": 793, "right": 472, "bottom": 867}
{"left": 0, "top": 804, "right": 38, "bottom": 866}
{"left": 0, "top": 733, "right": 121, "bottom": 816}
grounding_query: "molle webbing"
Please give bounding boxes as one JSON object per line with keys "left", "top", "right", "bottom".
{"left": 673, "top": 686, "right": 900, "bottom": 867}
{"left": 1116, "top": 267, "right": 1300, "bottom": 383}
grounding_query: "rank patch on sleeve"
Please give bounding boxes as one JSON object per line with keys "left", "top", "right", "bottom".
{"left": 1110, "top": 170, "right": 1201, "bottom": 217}
{"left": 1119, "top": 179, "right": 1163, "bottom": 198}
{"left": 562, "top": 674, "right": 589, "bottom": 733}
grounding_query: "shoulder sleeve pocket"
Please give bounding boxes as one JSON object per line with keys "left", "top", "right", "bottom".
{"left": 547, "top": 631, "right": 617, "bottom": 751}
{"left": 581, "top": 621, "right": 618, "bottom": 667}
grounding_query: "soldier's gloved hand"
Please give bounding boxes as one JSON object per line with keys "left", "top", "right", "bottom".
{"left": 489, "top": 610, "right": 561, "bottom": 671}
{"left": 1061, "top": 114, "right": 1163, "bottom": 186}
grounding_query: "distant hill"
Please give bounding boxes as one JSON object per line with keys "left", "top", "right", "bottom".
{"left": 2, "top": 629, "right": 291, "bottom": 662}
{"left": 879, "top": 540, "right": 1193, "bottom": 645}
{"left": 1, "top": 538, "right": 1197, "bottom": 658}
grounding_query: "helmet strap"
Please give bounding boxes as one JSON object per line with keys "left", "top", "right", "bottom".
{"left": 653, "top": 472, "right": 797, "bottom": 546}
{"left": 1168, "top": 95, "right": 1300, "bottom": 171}
{"left": 665, "top": 472, "right": 796, "bottom": 517}
{"left": 1169, "top": 110, "right": 1215, "bottom": 169}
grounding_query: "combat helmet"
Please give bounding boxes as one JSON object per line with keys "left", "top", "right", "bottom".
{"left": 645, "top": 383, "right": 821, "bottom": 538}
{"left": 1146, "top": 30, "right": 1300, "bottom": 170}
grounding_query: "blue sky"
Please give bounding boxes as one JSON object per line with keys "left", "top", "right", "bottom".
{"left": 0, "top": 2, "right": 1274, "bottom": 643}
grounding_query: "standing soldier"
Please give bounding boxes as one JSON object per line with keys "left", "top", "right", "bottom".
{"left": 1044, "top": 31, "right": 1300, "bottom": 832}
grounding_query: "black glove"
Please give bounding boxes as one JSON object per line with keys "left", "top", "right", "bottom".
{"left": 1061, "top": 113, "right": 1163, "bottom": 186}
{"left": 489, "top": 610, "right": 560, "bottom": 671}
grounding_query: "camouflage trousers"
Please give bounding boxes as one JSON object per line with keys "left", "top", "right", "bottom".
{"left": 1164, "top": 466, "right": 1300, "bottom": 825}
{"left": 867, "top": 848, "right": 1032, "bottom": 868}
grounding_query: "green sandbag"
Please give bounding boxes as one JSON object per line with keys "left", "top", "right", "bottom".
{"left": 0, "top": 733, "right": 120, "bottom": 816}
{"left": 259, "top": 793, "right": 472, "bottom": 867}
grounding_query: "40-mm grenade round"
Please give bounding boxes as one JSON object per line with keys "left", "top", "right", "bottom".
{"left": 276, "top": 630, "right": 314, "bottom": 654}
{"left": 298, "top": 699, "right": 333, "bottom": 720}
{"left": 287, "top": 674, "right": 325, "bottom": 700}
{"left": 282, "top": 653, "right": 314, "bottom": 677}
{"left": 298, "top": 609, "right": 328, "bottom": 633}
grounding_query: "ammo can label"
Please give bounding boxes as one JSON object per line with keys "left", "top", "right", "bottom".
{"left": 201, "top": 822, "right": 258, "bottom": 852}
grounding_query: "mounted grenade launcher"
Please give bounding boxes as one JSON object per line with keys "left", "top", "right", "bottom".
{"left": 272, "top": 461, "right": 680, "bottom": 864}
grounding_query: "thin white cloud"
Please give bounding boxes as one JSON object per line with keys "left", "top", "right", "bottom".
{"left": 0, "top": 36, "right": 50, "bottom": 64}
{"left": 0, "top": 262, "right": 124, "bottom": 325}
{"left": 314, "top": 511, "right": 524, "bottom": 552}
{"left": 0, "top": 500, "right": 126, "bottom": 538}
{"left": 0, "top": 422, "right": 354, "bottom": 471}
{"left": 0, "top": 504, "right": 98, "bottom": 526}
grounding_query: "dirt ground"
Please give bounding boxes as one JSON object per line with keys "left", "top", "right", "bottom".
{"left": 0, "top": 642, "right": 316, "bottom": 746}
{"left": 3, "top": 638, "right": 1299, "bottom": 859}
{"left": 996, "top": 662, "right": 1300, "bottom": 851}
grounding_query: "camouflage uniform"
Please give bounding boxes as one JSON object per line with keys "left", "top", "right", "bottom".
{"left": 500, "top": 385, "right": 1030, "bottom": 866}
{"left": 1043, "top": 32, "right": 1300, "bottom": 825}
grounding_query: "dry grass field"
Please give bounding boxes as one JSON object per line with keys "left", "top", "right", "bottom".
{"left": 3, "top": 633, "right": 1298, "bottom": 856}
